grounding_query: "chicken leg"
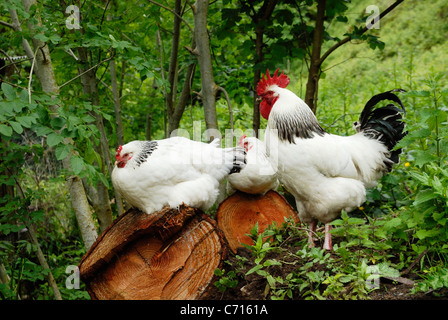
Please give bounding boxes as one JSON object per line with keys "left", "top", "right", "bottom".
{"left": 323, "top": 224, "right": 332, "bottom": 250}
{"left": 307, "top": 221, "right": 317, "bottom": 248}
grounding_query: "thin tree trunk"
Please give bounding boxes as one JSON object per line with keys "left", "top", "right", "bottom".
{"left": 253, "top": 28, "right": 263, "bottom": 137}
{"left": 194, "top": 0, "right": 218, "bottom": 141}
{"left": 304, "top": 0, "right": 404, "bottom": 114}
{"left": 27, "top": 224, "right": 63, "bottom": 300}
{"left": 250, "top": 0, "right": 278, "bottom": 135}
{"left": 168, "top": 61, "right": 196, "bottom": 134}
{"left": 107, "top": 10, "right": 124, "bottom": 216}
{"left": 76, "top": 46, "right": 114, "bottom": 231}
{"left": 14, "top": 0, "right": 98, "bottom": 250}
{"left": 166, "top": 0, "right": 182, "bottom": 121}
{"left": 109, "top": 57, "right": 125, "bottom": 217}
{"left": 110, "top": 57, "right": 124, "bottom": 146}
{"left": 304, "top": 0, "right": 326, "bottom": 114}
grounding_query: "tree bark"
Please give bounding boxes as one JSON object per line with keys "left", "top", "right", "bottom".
{"left": 305, "top": 0, "right": 404, "bottom": 114}
{"left": 253, "top": 30, "right": 263, "bottom": 137}
{"left": 194, "top": 0, "right": 219, "bottom": 141}
{"left": 76, "top": 46, "right": 114, "bottom": 232}
{"left": 27, "top": 224, "right": 63, "bottom": 300}
{"left": 166, "top": 0, "right": 182, "bottom": 122}
{"left": 14, "top": 0, "right": 98, "bottom": 250}
{"left": 110, "top": 57, "right": 124, "bottom": 146}
{"left": 168, "top": 61, "right": 196, "bottom": 134}
{"left": 304, "top": 0, "right": 326, "bottom": 114}
{"left": 249, "top": 0, "right": 278, "bottom": 135}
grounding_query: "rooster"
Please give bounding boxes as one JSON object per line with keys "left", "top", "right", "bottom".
{"left": 112, "top": 136, "right": 246, "bottom": 214}
{"left": 258, "top": 69, "right": 406, "bottom": 250}
{"left": 227, "top": 135, "right": 279, "bottom": 195}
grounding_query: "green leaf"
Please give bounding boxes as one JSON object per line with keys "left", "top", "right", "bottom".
{"left": 82, "top": 114, "right": 95, "bottom": 123}
{"left": 404, "top": 90, "right": 430, "bottom": 98}
{"left": 15, "top": 116, "right": 30, "bottom": 128}
{"left": 9, "top": 121, "right": 23, "bottom": 134}
{"left": 70, "top": 156, "right": 85, "bottom": 175}
{"left": 47, "top": 133, "right": 64, "bottom": 147}
{"left": 33, "top": 33, "right": 49, "bottom": 42}
{"left": 55, "top": 144, "right": 70, "bottom": 161}
{"left": 413, "top": 189, "right": 438, "bottom": 206}
{"left": 51, "top": 117, "right": 66, "bottom": 130}
{"left": 246, "top": 264, "right": 263, "bottom": 276}
{"left": 416, "top": 228, "right": 439, "bottom": 240}
{"left": 1, "top": 83, "right": 15, "bottom": 101}
{"left": 0, "top": 124, "right": 13, "bottom": 136}
{"left": 383, "top": 217, "right": 402, "bottom": 230}
{"left": 348, "top": 217, "right": 366, "bottom": 225}
{"left": 34, "top": 125, "right": 53, "bottom": 137}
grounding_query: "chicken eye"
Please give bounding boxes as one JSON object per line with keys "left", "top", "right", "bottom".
{"left": 124, "top": 153, "right": 129, "bottom": 157}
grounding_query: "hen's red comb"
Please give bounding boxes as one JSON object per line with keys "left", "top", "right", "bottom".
{"left": 115, "top": 145, "right": 122, "bottom": 160}
{"left": 256, "top": 68, "right": 290, "bottom": 96}
{"left": 238, "top": 134, "right": 247, "bottom": 147}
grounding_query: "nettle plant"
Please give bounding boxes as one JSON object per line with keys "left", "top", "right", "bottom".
{"left": 395, "top": 76, "right": 448, "bottom": 251}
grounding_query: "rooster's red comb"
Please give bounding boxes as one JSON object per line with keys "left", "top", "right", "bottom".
{"left": 256, "top": 68, "right": 290, "bottom": 96}
{"left": 238, "top": 134, "right": 247, "bottom": 147}
{"left": 115, "top": 145, "right": 122, "bottom": 160}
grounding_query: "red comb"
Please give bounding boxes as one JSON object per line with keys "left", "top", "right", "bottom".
{"left": 238, "top": 134, "right": 247, "bottom": 147}
{"left": 256, "top": 68, "right": 290, "bottom": 96}
{"left": 115, "top": 145, "right": 122, "bottom": 160}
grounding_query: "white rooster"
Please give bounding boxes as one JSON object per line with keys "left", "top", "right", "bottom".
{"left": 258, "top": 69, "right": 406, "bottom": 250}
{"left": 112, "top": 136, "right": 246, "bottom": 214}
{"left": 227, "top": 135, "right": 279, "bottom": 195}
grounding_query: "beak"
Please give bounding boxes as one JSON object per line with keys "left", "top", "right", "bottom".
{"left": 114, "top": 161, "right": 118, "bottom": 167}
{"left": 256, "top": 97, "right": 262, "bottom": 102}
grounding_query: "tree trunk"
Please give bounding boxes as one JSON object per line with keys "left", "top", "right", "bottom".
{"left": 304, "top": 0, "right": 326, "bottom": 114}
{"left": 110, "top": 57, "right": 124, "bottom": 146}
{"left": 304, "top": 0, "right": 404, "bottom": 114}
{"left": 168, "top": 62, "right": 196, "bottom": 134}
{"left": 194, "top": 0, "right": 219, "bottom": 141}
{"left": 76, "top": 46, "right": 114, "bottom": 232}
{"left": 166, "top": 0, "right": 182, "bottom": 121}
{"left": 216, "top": 190, "right": 299, "bottom": 253}
{"left": 109, "top": 55, "right": 125, "bottom": 217}
{"left": 250, "top": 0, "right": 278, "bottom": 135}
{"left": 252, "top": 29, "right": 263, "bottom": 137}
{"left": 27, "top": 224, "right": 62, "bottom": 300}
{"left": 79, "top": 205, "right": 227, "bottom": 300}
{"left": 14, "top": 0, "right": 98, "bottom": 250}
{"left": 166, "top": 0, "right": 197, "bottom": 136}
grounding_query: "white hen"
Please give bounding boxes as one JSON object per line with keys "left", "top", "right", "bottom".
{"left": 227, "top": 135, "right": 278, "bottom": 195}
{"left": 112, "top": 136, "right": 246, "bottom": 214}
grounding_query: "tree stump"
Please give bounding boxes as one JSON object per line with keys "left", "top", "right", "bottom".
{"left": 79, "top": 205, "right": 227, "bottom": 300}
{"left": 216, "top": 190, "right": 299, "bottom": 253}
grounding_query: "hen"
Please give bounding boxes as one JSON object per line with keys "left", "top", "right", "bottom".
{"left": 112, "top": 136, "right": 246, "bottom": 214}
{"left": 227, "top": 135, "right": 278, "bottom": 195}
{"left": 258, "top": 69, "right": 406, "bottom": 250}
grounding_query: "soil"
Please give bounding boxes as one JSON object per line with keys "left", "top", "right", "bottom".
{"left": 204, "top": 246, "right": 448, "bottom": 301}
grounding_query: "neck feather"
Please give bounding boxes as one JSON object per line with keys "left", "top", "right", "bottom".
{"left": 269, "top": 89, "right": 326, "bottom": 142}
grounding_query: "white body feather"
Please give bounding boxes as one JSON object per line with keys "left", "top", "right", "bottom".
{"left": 112, "top": 137, "right": 245, "bottom": 214}
{"left": 227, "top": 137, "right": 279, "bottom": 195}
{"left": 265, "top": 87, "right": 391, "bottom": 224}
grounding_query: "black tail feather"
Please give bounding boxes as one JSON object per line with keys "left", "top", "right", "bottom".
{"left": 358, "top": 89, "right": 407, "bottom": 170}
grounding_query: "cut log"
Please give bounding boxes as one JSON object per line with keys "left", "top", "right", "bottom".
{"left": 216, "top": 190, "right": 299, "bottom": 253}
{"left": 79, "top": 205, "right": 227, "bottom": 300}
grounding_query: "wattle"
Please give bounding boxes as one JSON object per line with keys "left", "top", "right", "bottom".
{"left": 260, "top": 97, "right": 278, "bottom": 119}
